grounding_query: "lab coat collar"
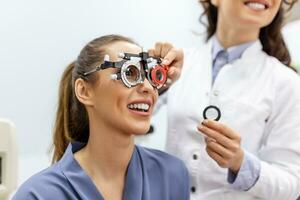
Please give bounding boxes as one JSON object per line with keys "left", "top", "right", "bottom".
{"left": 205, "top": 38, "right": 264, "bottom": 75}
{"left": 207, "top": 37, "right": 263, "bottom": 63}
{"left": 211, "top": 36, "right": 256, "bottom": 64}
{"left": 240, "top": 40, "right": 263, "bottom": 60}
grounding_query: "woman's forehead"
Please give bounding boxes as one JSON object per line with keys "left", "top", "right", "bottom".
{"left": 106, "top": 41, "right": 142, "bottom": 61}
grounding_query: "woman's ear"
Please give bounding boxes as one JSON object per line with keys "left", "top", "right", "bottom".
{"left": 74, "top": 78, "right": 94, "bottom": 106}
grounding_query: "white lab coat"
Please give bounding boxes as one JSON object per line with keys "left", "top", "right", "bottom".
{"left": 157, "top": 40, "right": 300, "bottom": 200}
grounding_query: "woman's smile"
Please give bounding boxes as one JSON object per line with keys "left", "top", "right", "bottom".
{"left": 244, "top": 0, "right": 270, "bottom": 11}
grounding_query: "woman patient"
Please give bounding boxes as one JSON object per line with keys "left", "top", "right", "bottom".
{"left": 12, "top": 34, "right": 189, "bottom": 200}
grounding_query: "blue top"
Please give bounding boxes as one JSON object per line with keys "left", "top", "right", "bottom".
{"left": 211, "top": 36, "right": 254, "bottom": 84}
{"left": 212, "top": 36, "right": 261, "bottom": 191}
{"left": 13, "top": 142, "right": 190, "bottom": 200}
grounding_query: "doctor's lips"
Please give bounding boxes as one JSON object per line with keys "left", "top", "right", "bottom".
{"left": 127, "top": 100, "right": 153, "bottom": 115}
{"left": 244, "top": 0, "right": 270, "bottom": 10}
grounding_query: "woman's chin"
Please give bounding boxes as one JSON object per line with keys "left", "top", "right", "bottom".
{"left": 131, "top": 125, "right": 151, "bottom": 136}
{"left": 239, "top": 15, "right": 269, "bottom": 29}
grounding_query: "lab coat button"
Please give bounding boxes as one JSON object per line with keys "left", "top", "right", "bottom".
{"left": 213, "top": 90, "right": 219, "bottom": 96}
{"left": 191, "top": 186, "right": 196, "bottom": 193}
{"left": 193, "top": 154, "right": 198, "bottom": 160}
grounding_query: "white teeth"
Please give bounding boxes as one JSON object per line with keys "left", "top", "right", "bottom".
{"left": 246, "top": 2, "right": 266, "bottom": 10}
{"left": 142, "top": 104, "right": 150, "bottom": 110}
{"left": 138, "top": 104, "right": 142, "bottom": 110}
{"left": 128, "top": 103, "right": 150, "bottom": 112}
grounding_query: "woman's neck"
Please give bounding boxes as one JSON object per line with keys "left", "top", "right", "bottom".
{"left": 74, "top": 119, "right": 135, "bottom": 199}
{"left": 78, "top": 124, "right": 134, "bottom": 178}
{"left": 80, "top": 131, "right": 134, "bottom": 179}
{"left": 216, "top": 18, "right": 259, "bottom": 48}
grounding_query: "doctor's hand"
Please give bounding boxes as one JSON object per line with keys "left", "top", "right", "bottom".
{"left": 197, "top": 120, "right": 244, "bottom": 173}
{"left": 148, "top": 42, "right": 183, "bottom": 84}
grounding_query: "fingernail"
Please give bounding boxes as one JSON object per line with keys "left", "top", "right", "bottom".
{"left": 202, "top": 119, "right": 208, "bottom": 124}
{"left": 162, "top": 59, "right": 169, "bottom": 65}
{"left": 197, "top": 125, "right": 203, "bottom": 130}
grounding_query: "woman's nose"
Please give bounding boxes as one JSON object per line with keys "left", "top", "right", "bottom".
{"left": 137, "top": 78, "right": 155, "bottom": 94}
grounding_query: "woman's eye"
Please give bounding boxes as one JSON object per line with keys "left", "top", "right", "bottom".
{"left": 126, "top": 68, "right": 133, "bottom": 76}
{"left": 125, "top": 66, "right": 139, "bottom": 81}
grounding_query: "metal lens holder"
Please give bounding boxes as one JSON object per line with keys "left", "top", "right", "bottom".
{"left": 83, "top": 52, "right": 168, "bottom": 89}
{"left": 120, "top": 59, "right": 143, "bottom": 88}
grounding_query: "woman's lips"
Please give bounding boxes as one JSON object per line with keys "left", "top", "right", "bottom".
{"left": 244, "top": 0, "right": 270, "bottom": 11}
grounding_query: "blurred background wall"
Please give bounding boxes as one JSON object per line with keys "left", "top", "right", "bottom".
{"left": 0, "top": 0, "right": 299, "bottom": 186}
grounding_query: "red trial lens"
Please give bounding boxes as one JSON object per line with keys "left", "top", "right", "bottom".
{"left": 150, "top": 65, "right": 169, "bottom": 86}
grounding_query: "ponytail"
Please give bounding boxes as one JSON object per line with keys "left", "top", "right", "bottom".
{"left": 51, "top": 61, "right": 89, "bottom": 163}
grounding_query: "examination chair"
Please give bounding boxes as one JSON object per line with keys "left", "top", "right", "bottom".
{"left": 0, "top": 119, "right": 17, "bottom": 200}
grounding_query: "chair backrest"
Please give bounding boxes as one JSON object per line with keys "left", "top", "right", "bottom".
{"left": 0, "top": 119, "right": 18, "bottom": 200}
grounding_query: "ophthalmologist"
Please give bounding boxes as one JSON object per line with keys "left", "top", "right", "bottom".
{"left": 150, "top": 0, "right": 300, "bottom": 199}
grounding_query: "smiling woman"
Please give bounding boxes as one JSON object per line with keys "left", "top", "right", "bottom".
{"left": 11, "top": 34, "right": 190, "bottom": 200}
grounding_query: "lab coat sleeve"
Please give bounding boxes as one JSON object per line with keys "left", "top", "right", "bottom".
{"left": 247, "top": 69, "right": 300, "bottom": 200}
{"left": 228, "top": 151, "right": 261, "bottom": 191}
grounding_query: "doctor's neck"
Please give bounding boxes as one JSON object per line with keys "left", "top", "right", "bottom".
{"left": 216, "top": 21, "right": 259, "bottom": 49}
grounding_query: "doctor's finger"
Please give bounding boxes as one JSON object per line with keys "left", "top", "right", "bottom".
{"left": 148, "top": 49, "right": 155, "bottom": 57}
{"left": 206, "top": 140, "right": 233, "bottom": 159}
{"left": 161, "top": 42, "right": 173, "bottom": 58}
{"left": 204, "top": 136, "right": 217, "bottom": 144}
{"left": 202, "top": 120, "right": 239, "bottom": 140}
{"left": 206, "top": 147, "right": 228, "bottom": 168}
{"left": 168, "top": 67, "right": 181, "bottom": 82}
{"left": 198, "top": 125, "right": 232, "bottom": 148}
{"left": 154, "top": 42, "right": 163, "bottom": 57}
{"left": 162, "top": 48, "right": 183, "bottom": 66}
